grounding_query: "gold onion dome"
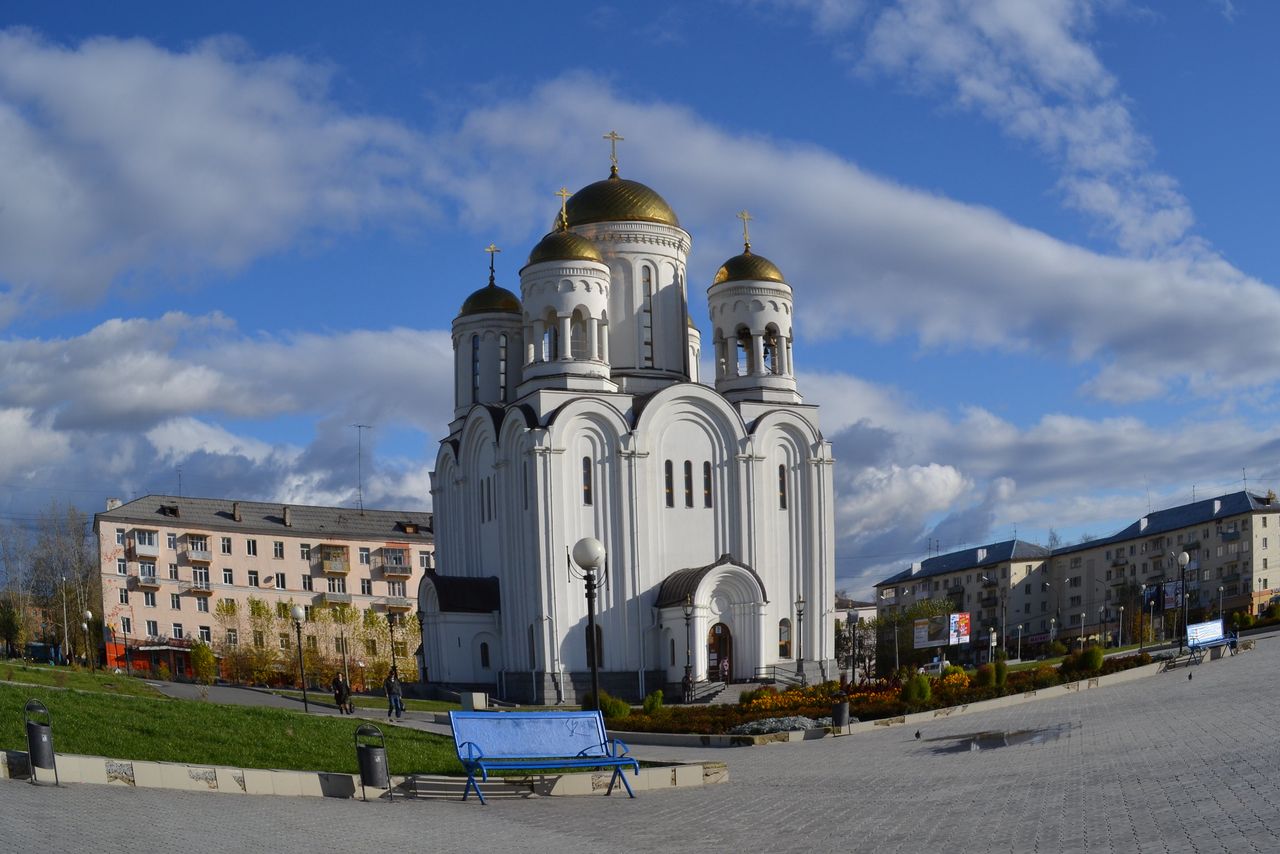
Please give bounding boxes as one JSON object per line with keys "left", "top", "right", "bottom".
{"left": 525, "top": 229, "right": 603, "bottom": 268}
{"left": 565, "top": 168, "right": 680, "bottom": 228}
{"left": 460, "top": 282, "right": 522, "bottom": 316}
{"left": 713, "top": 247, "right": 786, "bottom": 285}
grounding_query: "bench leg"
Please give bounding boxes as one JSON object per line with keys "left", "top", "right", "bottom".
{"left": 606, "top": 765, "right": 636, "bottom": 798}
{"left": 462, "top": 771, "right": 487, "bottom": 805}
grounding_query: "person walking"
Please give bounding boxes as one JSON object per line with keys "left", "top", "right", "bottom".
{"left": 331, "top": 672, "right": 352, "bottom": 715}
{"left": 383, "top": 667, "right": 404, "bottom": 721}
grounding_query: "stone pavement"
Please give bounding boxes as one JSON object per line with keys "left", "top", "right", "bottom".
{"left": 6, "top": 641, "right": 1280, "bottom": 853}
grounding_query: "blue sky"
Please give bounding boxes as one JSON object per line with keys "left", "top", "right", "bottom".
{"left": 2, "top": 0, "right": 1277, "bottom": 597}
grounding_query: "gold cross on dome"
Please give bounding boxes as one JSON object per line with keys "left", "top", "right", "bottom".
{"left": 737, "top": 209, "right": 753, "bottom": 249}
{"left": 484, "top": 242, "right": 501, "bottom": 284}
{"left": 556, "top": 186, "right": 571, "bottom": 226}
{"left": 603, "top": 130, "right": 624, "bottom": 174}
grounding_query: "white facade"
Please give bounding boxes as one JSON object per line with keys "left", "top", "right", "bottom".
{"left": 424, "top": 166, "right": 836, "bottom": 702}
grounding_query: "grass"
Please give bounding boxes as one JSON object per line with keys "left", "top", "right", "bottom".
{"left": 1, "top": 662, "right": 164, "bottom": 698}
{"left": 271, "top": 688, "right": 460, "bottom": 713}
{"left": 0, "top": 683, "right": 464, "bottom": 776}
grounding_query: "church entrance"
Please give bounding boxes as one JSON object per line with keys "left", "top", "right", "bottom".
{"left": 707, "top": 622, "right": 732, "bottom": 682}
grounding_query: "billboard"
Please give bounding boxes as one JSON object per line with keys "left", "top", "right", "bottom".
{"left": 1163, "top": 580, "right": 1183, "bottom": 610}
{"left": 913, "top": 612, "right": 972, "bottom": 649}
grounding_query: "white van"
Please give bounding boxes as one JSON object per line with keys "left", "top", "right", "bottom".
{"left": 919, "top": 661, "right": 946, "bottom": 675}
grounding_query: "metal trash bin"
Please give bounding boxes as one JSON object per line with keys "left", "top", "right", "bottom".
{"left": 354, "top": 723, "right": 392, "bottom": 802}
{"left": 831, "top": 698, "right": 850, "bottom": 729}
{"left": 24, "top": 699, "right": 59, "bottom": 786}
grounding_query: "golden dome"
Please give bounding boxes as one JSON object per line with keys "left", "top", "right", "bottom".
{"left": 712, "top": 247, "right": 786, "bottom": 285}
{"left": 565, "top": 170, "right": 680, "bottom": 228}
{"left": 523, "top": 229, "right": 603, "bottom": 269}
{"left": 459, "top": 282, "right": 522, "bottom": 316}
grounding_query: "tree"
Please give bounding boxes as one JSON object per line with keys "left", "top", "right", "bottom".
{"left": 27, "top": 504, "right": 98, "bottom": 662}
{"left": 190, "top": 641, "right": 217, "bottom": 685}
{"left": 0, "top": 596, "right": 20, "bottom": 657}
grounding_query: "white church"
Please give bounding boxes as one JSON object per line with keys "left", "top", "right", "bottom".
{"left": 420, "top": 142, "right": 836, "bottom": 703}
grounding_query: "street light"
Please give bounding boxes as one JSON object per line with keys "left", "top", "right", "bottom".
{"left": 682, "top": 594, "right": 694, "bottom": 703}
{"left": 1098, "top": 606, "right": 1105, "bottom": 647}
{"left": 988, "top": 628, "right": 997, "bottom": 664}
{"left": 847, "top": 610, "right": 858, "bottom": 685}
{"left": 1050, "top": 616, "right": 1057, "bottom": 646}
{"left": 795, "top": 595, "right": 806, "bottom": 686}
{"left": 981, "top": 574, "right": 1007, "bottom": 658}
{"left": 1118, "top": 606, "right": 1125, "bottom": 647}
{"left": 1176, "top": 551, "right": 1190, "bottom": 654}
{"left": 1218, "top": 585, "right": 1225, "bottom": 622}
{"left": 121, "top": 620, "right": 131, "bottom": 677}
{"left": 387, "top": 613, "right": 399, "bottom": 677}
{"left": 1016, "top": 623, "right": 1024, "bottom": 662}
{"left": 357, "top": 659, "right": 367, "bottom": 693}
{"left": 290, "top": 604, "right": 309, "bottom": 713}
{"left": 571, "top": 536, "right": 606, "bottom": 710}
{"left": 82, "top": 610, "right": 94, "bottom": 672}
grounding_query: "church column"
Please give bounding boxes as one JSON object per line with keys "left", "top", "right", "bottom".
{"left": 777, "top": 334, "right": 788, "bottom": 375}
{"left": 531, "top": 320, "right": 545, "bottom": 363}
{"left": 558, "top": 315, "right": 573, "bottom": 361}
{"left": 600, "top": 323, "right": 610, "bottom": 364}
{"left": 587, "top": 317, "right": 600, "bottom": 360}
{"left": 751, "top": 334, "right": 766, "bottom": 376}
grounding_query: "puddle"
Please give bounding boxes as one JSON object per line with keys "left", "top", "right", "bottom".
{"left": 926, "top": 723, "right": 1072, "bottom": 754}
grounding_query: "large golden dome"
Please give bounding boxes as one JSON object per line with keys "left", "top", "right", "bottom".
{"left": 523, "top": 229, "right": 603, "bottom": 269}
{"left": 565, "top": 170, "right": 680, "bottom": 228}
{"left": 712, "top": 248, "right": 786, "bottom": 285}
{"left": 459, "top": 282, "right": 522, "bottom": 316}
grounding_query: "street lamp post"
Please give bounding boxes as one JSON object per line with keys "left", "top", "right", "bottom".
{"left": 82, "top": 610, "right": 94, "bottom": 672}
{"left": 60, "top": 575, "right": 69, "bottom": 666}
{"left": 1218, "top": 585, "right": 1225, "bottom": 622}
{"left": 1118, "top": 606, "right": 1125, "bottom": 648}
{"left": 682, "top": 594, "right": 694, "bottom": 703}
{"left": 1016, "top": 623, "right": 1024, "bottom": 662}
{"left": 1149, "top": 597, "right": 1156, "bottom": 646}
{"left": 357, "top": 660, "right": 367, "bottom": 693}
{"left": 988, "top": 628, "right": 996, "bottom": 664}
{"left": 1098, "top": 606, "right": 1105, "bottom": 647}
{"left": 1050, "top": 616, "right": 1057, "bottom": 647}
{"left": 387, "top": 614, "right": 398, "bottom": 677}
{"left": 121, "top": 621, "right": 131, "bottom": 677}
{"left": 795, "top": 596, "right": 806, "bottom": 686}
{"left": 1176, "top": 551, "right": 1190, "bottom": 654}
{"left": 571, "top": 537, "right": 606, "bottom": 710}
{"left": 847, "top": 611, "right": 858, "bottom": 685}
{"left": 290, "top": 604, "right": 309, "bottom": 713}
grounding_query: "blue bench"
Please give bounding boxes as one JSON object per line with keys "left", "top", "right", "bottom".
{"left": 1186, "top": 619, "right": 1235, "bottom": 665}
{"left": 449, "top": 710, "right": 639, "bottom": 804}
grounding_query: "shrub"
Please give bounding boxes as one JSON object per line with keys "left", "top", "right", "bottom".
{"left": 190, "top": 642, "right": 217, "bottom": 686}
{"left": 642, "top": 689, "right": 664, "bottom": 715}
{"left": 156, "top": 661, "right": 172, "bottom": 681}
{"left": 901, "top": 673, "right": 931, "bottom": 706}
{"left": 974, "top": 663, "right": 995, "bottom": 688}
{"left": 582, "top": 690, "right": 631, "bottom": 720}
{"left": 738, "top": 685, "right": 778, "bottom": 706}
{"left": 1079, "top": 645, "right": 1104, "bottom": 673}
{"left": 1048, "top": 641, "right": 1068, "bottom": 657}
{"left": 993, "top": 660, "right": 1008, "bottom": 688}
{"left": 941, "top": 664, "right": 966, "bottom": 679}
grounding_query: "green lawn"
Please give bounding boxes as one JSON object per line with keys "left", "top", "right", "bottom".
{"left": 0, "top": 683, "right": 464, "bottom": 776}
{"left": 1, "top": 662, "right": 164, "bottom": 698}
{"left": 271, "top": 688, "right": 461, "bottom": 713}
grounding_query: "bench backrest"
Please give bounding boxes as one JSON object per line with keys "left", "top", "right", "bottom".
{"left": 450, "top": 710, "right": 610, "bottom": 759}
{"left": 1187, "top": 619, "right": 1225, "bottom": 645}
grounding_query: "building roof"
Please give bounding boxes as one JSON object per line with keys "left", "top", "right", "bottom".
{"left": 424, "top": 572, "right": 500, "bottom": 613}
{"left": 875, "top": 539, "right": 1050, "bottom": 588}
{"left": 1051, "top": 490, "right": 1277, "bottom": 557}
{"left": 95, "top": 495, "right": 433, "bottom": 543}
{"left": 655, "top": 554, "right": 769, "bottom": 608}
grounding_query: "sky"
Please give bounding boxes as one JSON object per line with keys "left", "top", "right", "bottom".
{"left": 2, "top": 0, "right": 1278, "bottom": 598}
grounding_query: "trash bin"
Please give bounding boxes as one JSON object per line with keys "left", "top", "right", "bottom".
{"left": 831, "top": 698, "right": 850, "bottom": 729}
{"left": 24, "top": 699, "right": 59, "bottom": 786}
{"left": 354, "top": 723, "right": 392, "bottom": 802}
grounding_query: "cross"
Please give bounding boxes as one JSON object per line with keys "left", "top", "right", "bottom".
{"left": 556, "top": 186, "right": 571, "bottom": 226}
{"left": 603, "top": 130, "right": 624, "bottom": 173}
{"left": 737, "top": 209, "right": 753, "bottom": 248}
{"left": 484, "top": 242, "right": 501, "bottom": 284}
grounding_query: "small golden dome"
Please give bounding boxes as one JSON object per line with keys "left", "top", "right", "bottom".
{"left": 566, "top": 171, "right": 680, "bottom": 228}
{"left": 459, "top": 283, "right": 522, "bottom": 316}
{"left": 712, "top": 247, "right": 786, "bottom": 285}
{"left": 524, "top": 229, "right": 603, "bottom": 268}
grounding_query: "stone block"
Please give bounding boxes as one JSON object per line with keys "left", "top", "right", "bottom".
{"left": 460, "top": 692, "right": 488, "bottom": 710}
{"left": 216, "top": 768, "right": 248, "bottom": 794}
{"left": 269, "top": 770, "right": 303, "bottom": 797}
{"left": 241, "top": 768, "right": 275, "bottom": 795}
{"left": 131, "top": 760, "right": 166, "bottom": 789}
{"left": 675, "top": 763, "right": 704, "bottom": 788}
{"left": 66, "top": 754, "right": 108, "bottom": 785}
{"left": 296, "top": 772, "right": 324, "bottom": 798}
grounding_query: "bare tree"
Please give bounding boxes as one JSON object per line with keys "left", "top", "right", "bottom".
{"left": 27, "top": 504, "right": 99, "bottom": 662}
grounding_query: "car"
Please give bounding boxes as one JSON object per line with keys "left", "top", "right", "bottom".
{"left": 919, "top": 661, "right": 946, "bottom": 675}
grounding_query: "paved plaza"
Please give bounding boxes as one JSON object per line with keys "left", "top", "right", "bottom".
{"left": 5, "top": 641, "right": 1280, "bottom": 853}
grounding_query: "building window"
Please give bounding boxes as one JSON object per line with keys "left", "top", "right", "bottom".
{"left": 498, "top": 334, "right": 508, "bottom": 402}
{"left": 275, "top": 572, "right": 286, "bottom": 589}
{"left": 365, "top": 639, "right": 378, "bottom": 656}
{"left": 172, "top": 624, "right": 184, "bottom": 640}
{"left": 118, "top": 589, "right": 129, "bottom": 605}
{"left": 480, "top": 642, "right": 491, "bottom": 669}
{"left": 471, "top": 334, "right": 481, "bottom": 402}
{"left": 641, "top": 268, "right": 654, "bottom": 367}
{"left": 302, "top": 575, "right": 313, "bottom": 592}
{"left": 664, "top": 460, "right": 674, "bottom": 507}
{"left": 276, "top": 602, "right": 289, "bottom": 619}
{"left": 306, "top": 636, "right": 318, "bottom": 650}
{"left": 300, "top": 543, "right": 311, "bottom": 561}
{"left": 328, "top": 576, "right": 346, "bottom": 594}
{"left": 684, "top": 460, "right": 694, "bottom": 508}
{"left": 167, "top": 533, "right": 177, "bottom": 550}
{"left": 143, "top": 591, "right": 156, "bottom": 608}
{"left": 778, "top": 464, "right": 788, "bottom": 510}
{"left": 273, "top": 541, "right": 284, "bottom": 559}
{"left": 248, "top": 570, "right": 259, "bottom": 588}
{"left": 278, "top": 633, "right": 289, "bottom": 650}
{"left": 145, "top": 620, "right": 158, "bottom": 637}
{"left": 115, "top": 528, "right": 125, "bottom": 546}
{"left": 247, "top": 539, "right": 257, "bottom": 557}
{"left": 170, "top": 593, "right": 181, "bottom": 610}
{"left": 419, "top": 551, "right": 432, "bottom": 569}
{"left": 670, "top": 638, "right": 676, "bottom": 666}
{"left": 360, "top": 547, "right": 370, "bottom": 565}
{"left": 388, "top": 581, "right": 406, "bottom": 597}
{"left": 116, "top": 558, "right": 127, "bottom": 575}
{"left": 120, "top": 617, "right": 132, "bottom": 635}
{"left": 223, "top": 568, "right": 233, "bottom": 585}
{"left": 703, "top": 462, "right": 713, "bottom": 508}
{"left": 779, "top": 619, "right": 792, "bottom": 658}
{"left": 361, "top": 578, "right": 372, "bottom": 596}
{"left": 580, "top": 455, "right": 594, "bottom": 506}
{"left": 168, "top": 563, "right": 179, "bottom": 580}
{"left": 220, "top": 536, "right": 232, "bottom": 555}
{"left": 226, "top": 629, "right": 238, "bottom": 646}
{"left": 198, "top": 626, "right": 211, "bottom": 643}
{"left": 197, "top": 597, "right": 209, "bottom": 613}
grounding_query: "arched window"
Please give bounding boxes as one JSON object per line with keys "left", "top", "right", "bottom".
{"left": 778, "top": 619, "right": 792, "bottom": 658}
{"left": 683, "top": 460, "right": 694, "bottom": 508}
{"left": 664, "top": 460, "right": 674, "bottom": 507}
{"left": 670, "top": 637, "right": 676, "bottom": 666}
{"left": 528, "top": 624, "right": 537, "bottom": 670}
{"left": 778, "top": 464, "right": 788, "bottom": 510}
{"left": 480, "top": 642, "right": 490, "bottom": 669}
{"left": 736, "top": 327, "right": 751, "bottom": 376}
{"left": 764, "top": 325, "right": 780, "bottom": 374}
{"left": 498, "top": 334, "right": 508, "bottom": 402}
{"left": 470, "top": 335, "right": 481, "bottom": 402}
{"left": 570, "top": 310, "right": 588, "bottom": 360}
{"left": 703, "top": 461, "right": 713, "bottom": 508}
{"left": 586, "top": 624, "right": 603, "bottom": 668}
{"left": 582, "top": 456, "right": 593, "bottom": 506}
{"left": 641, "top": 268, "right": 655, "bottom": 367}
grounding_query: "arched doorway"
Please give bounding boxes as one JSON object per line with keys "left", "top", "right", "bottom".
{"left": 707, "top": 622, "right": 733, "bottom": 682}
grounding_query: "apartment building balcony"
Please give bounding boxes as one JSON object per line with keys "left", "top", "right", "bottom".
{"left": 321, "top": 557, "right": 350, "bottom": 575}
{"left": 316, "top": 591, "right": 353, "bottom": 606}
{"left": 946, "top": 584, "right": 964, "bottom": 596}
{"left": 979, "top": 595, "right": 999, "bottom": 608}
{"left": 378, "top": 596, "right": 413, "bottom": 612}
{"left": 135, "top": 573, "right": 161, "bottom": 590}
{"left": 381, "top": 562, "right": 413, "bottom": 579}
{"left": 129, "top": 541, "right": 159, "bottom": 560}
{"left": 185, "top": 547, "right": 212, "bottom": 563}
{"left": 183, "top": 581, "right": 213, "bottom": 596}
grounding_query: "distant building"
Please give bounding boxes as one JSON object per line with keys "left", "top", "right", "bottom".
{"left": 94, "top": 496, "right": 433, "bottom": 684}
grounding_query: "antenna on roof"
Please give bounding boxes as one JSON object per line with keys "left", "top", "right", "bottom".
{"left": 176, "top": 465, "right": 183, "bottom": 498}
{"left": 352, "top": 424, "right": 372, "bottom": 514}
{"left": 1144, "top": 476, "right": 1152, "bottom": 514}
{"left": 1192, "top": 483, "right": 1196, "bottom": 502}
{"left": 1243, "top": 467, "right": 1248, "bottom": 491}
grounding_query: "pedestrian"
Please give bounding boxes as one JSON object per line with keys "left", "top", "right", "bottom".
{"left": 383, "top": 667, "right": 404, "bottom": 721}
{"left": 331, "top": 672, "right": 351, "bottom": 715}
{"left": 720, "top": 656, "right": 730, "bottom": 683}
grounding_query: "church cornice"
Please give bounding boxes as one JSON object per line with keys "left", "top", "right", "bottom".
{"left": 574, "top": 221, "right": 691, "bottom": 254}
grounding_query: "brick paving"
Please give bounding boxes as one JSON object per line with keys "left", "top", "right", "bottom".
{"left": 5, "top": 641, "right": 1280, "bottom": 853}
